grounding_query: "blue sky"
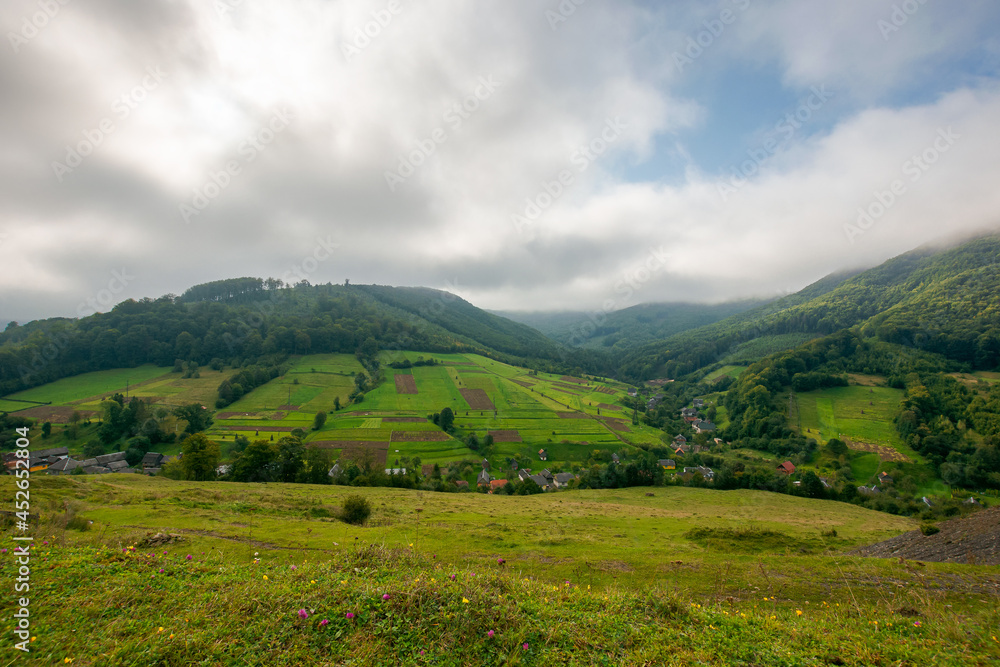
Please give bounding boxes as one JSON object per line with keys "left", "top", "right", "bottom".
{"left": 2, "top": 0, "right": 1000, "bottom": 323}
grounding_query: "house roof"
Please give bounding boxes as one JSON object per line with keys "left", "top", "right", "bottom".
{"left": 107, "top": 460, "right": 130, "bottom": 470}
{"left": 83, "top": 466, "right": 110, "bottom": 474}
{"left": 477, "top": 470, "right": 491, "bottom": 484}
{"left": 528, "top": 474, "right": 549, "bottom": 488}
{"left": 490, "top": 479, "right": 508, "bottom": 490}
{"left": 46, "top": 458, "right": 79, "bottom": 472}
{"left": 778, "top": 461, "right": 795, "bottom": 473}
{"left": 35, "top": 447, "right": 69, "bottom": 459}
{"left": 554, "top": 472, "right": 576, "bottom": 484}
{"left": 95, "top": 452, "right": 127, "bottom": 465}
{"left": 142, "top": 452, "right": 164, "bottom": 466}
{"left": 454, "top": 480, "right": 469, "bottom": 487}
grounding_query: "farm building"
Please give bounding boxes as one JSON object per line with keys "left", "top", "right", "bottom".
{"left": 777, "top": 461, "right": 796, "bottom": 475}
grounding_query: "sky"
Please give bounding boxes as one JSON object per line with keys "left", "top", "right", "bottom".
{"left": 2, "top": 0, "right": 1000, "bottom": 325}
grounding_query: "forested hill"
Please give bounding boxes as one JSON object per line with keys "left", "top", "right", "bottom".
{"left": 496, "top": 299, "right": 771, "bottom": 352}
{"left": 0, "top": 281, "right": 603, "bottom": 397}
{"left": 618, "top": 235, "right": 1000, "bottom": 379}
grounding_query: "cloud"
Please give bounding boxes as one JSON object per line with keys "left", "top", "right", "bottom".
{"left": 0, "top": 0, "right": 998, "bottom": 326}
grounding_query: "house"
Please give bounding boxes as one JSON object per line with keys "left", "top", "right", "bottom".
{"left": 538, "top": 449, "right": 548, "bottom": 461}
{"left": 28, "top": 457, "right": 51, "bottom": 472}
{"left": 819, "top": 477, "right": 832, "bottom": 489}
{"left": 107, "top": 460, "right": 131, "bottom": 472}
{"left": 673, "top": 444, "right": 690, "bottom": 455}
{"left": 141, "top": 452, "right": 167, "bottom": 475}
{"left": 858, "top": 485, "right": 880, "bottom": 495}
{"left": 964, "top": 497, "right": 982, "bottom": 506}
{"left": 481, "top": 458, "right": 490, "bottom": 471}
{"left": 553, "top": 472, "right": 576, "bottom": 488}
{"left": 216, "top": 464, "right": 232, "bottom": 476}
{"left": 385, "top": 468, "right": 407, "bottom": 475}
{"left": 611, "top": 453, "right": 620, "bottom": 464}
{"left": 517, "top": 469, "right": 534, "bottom": 483}
{"left": 46, "top": 458, "right": 80, "bottom": 475}
{"left": 693, "top": 420, "right": 716, "bottom": 434}
{"left": 477, "top": 470, "right": 491, "bottom": 486}
{"left": 878, "top": 472, "right": 894, "bottom": 485}
{"left": 83, "top": 466, "right": 110, "bottom": 474}
{"left": 684, "top": 416, "right": 699, "bottom": 424}
{"left": 454, "top": 480, "right": 469, "bottom": 489}
{"left": 921, "top": 496, "right": 933, "bottom": 508}
{"left": 539, "top": 469, "right": 554, "bottom": 483}
{"left": 489, "top": 479, "right": 508, "bottom": 492}
{"left": 528, "top": 474, "right": 550, "bottom": 490}
{"left": 328, "top": 463, "right": 342, "bottom": 478}
{"left": 682, "top": 466, "right": 714, "bottom": 481}
{"left": 673, "top": 434, "right": 687, "bottom": 444}
{"left": 95, "top": 452, "right": 127, "bottom": 466}
{"left": 680, "top": 408, "right": 698, "bottom": 418}
{"left": 693, "top": 399, "right": 704, "bottom": 408}
{"left": 658, "top": 459, "right": 675, "bottom": 470}
{"left": 777, "top": 461, "right": 796, "bottom": 475}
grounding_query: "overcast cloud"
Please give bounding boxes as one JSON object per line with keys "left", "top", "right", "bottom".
{"left": 2, "top": 0, "right": 999, "bottom": 324}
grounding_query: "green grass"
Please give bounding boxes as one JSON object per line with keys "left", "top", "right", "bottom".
{"left": 704, "top": 365, "right": 748, "bottom": 382}
{"left": 6, "top": 475, "right": 1000, "bottom": 665}
{"left": 2, "top": 365, "right": 171, "bottom": 405}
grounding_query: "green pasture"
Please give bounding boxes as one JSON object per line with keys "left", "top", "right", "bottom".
{"left": 2, "top": 365, "right": 171, "bottom": 406}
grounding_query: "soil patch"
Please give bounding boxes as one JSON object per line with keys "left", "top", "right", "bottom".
{"left": 394, "top": 375, "right": 418, "bottom": 395}
{"left": 844, "top": 438, "right": 910, "bottom": 463}
{"left": 595, "top": 387, "right": 616, "bottom": 395}
{"left": 511, "top": 380, "right": 535, "bottom": 389}
{"left": 560, "top": 376, "right": 589, "bottom": 385}
{"left": 852, "top": 506, "right": 1000, "bottom": 565}
{"left": 277, "top": 404, "right": 299, "bottom": 411}
{"left": 599, "top": 417, "right": 631, "bottom": 432}
{"left": 14, "top": 406, "right": 97, "bottom": 423}
{"left": 556, "top": 412, "right": 589, "bottom": 419}
{"left": 391, "top": 431, "right": 452, "bottom": 442}
{"left": 460, "top": 389, "right": 495, "bottom": 410}
{"left": 489, "top": 430, "right": 522, "bottom": 443}
{"left": 597, "top": 403, "right": 621, "bottom": 411}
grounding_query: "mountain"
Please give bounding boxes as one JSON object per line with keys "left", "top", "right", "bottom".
{"left": 0, "top": 281, "right": 600, "bottom": 397}
{"left": 495, "top": 299, "right": 770, "bottom": 352}
{"left": 618, "top": 234, "right": 1000, "bottom": 379}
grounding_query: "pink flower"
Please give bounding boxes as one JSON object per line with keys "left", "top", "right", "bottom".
{"left": 346, "top": 612, "right": 355, "bottom": 620}
{"left": 298, "top": 609, "right": 309, "bottom": 620}
{"left": 185, "top": 554, "right": 192, "bottom": 560}
{"left": 382, "top": 593, "right": 391, "bottom": 600}
{"left": 497, "top": 557, "right": 506, "bottom": 566}
{"left": 420, "top": 650, "right": 425, "bottom": 656}
{"left": 163, "top": 551, "right": 167, "bottom": 555}
{"left": 450, "top": 574, "right": 456, "bottom": 581}
{"left": 319, "top": 619, "right": 329, "bottom": 627}
{"left": 914, "top": 621, "right": 922, "bottom": 627}
{"left": 291, "top": 565, "right": 297, "bottom": 571}
{"left": 522, "top": 643, "right": 529, "bottom": 650}
{"left": 488, "top": 630, "right": 495, "bottom": 638}
{"left": 158, "top": 569, "right": 164, "bottom": 573}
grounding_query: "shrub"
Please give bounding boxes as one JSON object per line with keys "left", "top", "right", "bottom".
{"left": 920, "top": 523, "right": 940, "bottom": 536}
{"left": 341, "top": 495, "right": 372, "bottom": 525}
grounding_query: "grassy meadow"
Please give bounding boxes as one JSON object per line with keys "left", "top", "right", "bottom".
{"left": 4, "top": 474, "right": 999, "bottom": 665}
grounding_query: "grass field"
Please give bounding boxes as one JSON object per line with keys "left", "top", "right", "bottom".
{"left": 5, "top": 474, "right": 999, "bottom": 665}
{"left": 2, "top": 365, "right": 171, "bottom": 407}
{"left": 791, "top": 385, "right": 923, "bottom": 462}
{"left": 704, "top": 365, "right": 747, "bottom": 382}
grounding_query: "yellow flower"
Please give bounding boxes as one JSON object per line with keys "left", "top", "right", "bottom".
{"left": 64, "top": 659, "right": 74, "bottom": 664}
{"left": 263, "top": 575, "right": 268, "bottom": 581}
{"left": 462, "top": 597, "right": 469, "bottom": 604}
{"left": 169, "top": 634, "right": 174, "bottom": 639}
{"left": 310, "top": 580, "right": 316, "bottom": 585}
{"left": 796, "top": 610, "right": 803, "bottom": 617}
{"left": 30, "top": 637, "right": 36, "bottom": 642}
{"left": 158, "top": 627, "right": 164, "bottom": 633}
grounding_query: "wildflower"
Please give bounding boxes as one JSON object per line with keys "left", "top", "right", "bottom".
{"left": 319, "top": 619, "right": 329, "bottom": 627}
{"left": 263, "top": 575, "right": 269, "bottom": 581}
{"left": 420, "top": 651, "right": 425, "bottom": 656}
{"left": 298, "top": 609, "right": 309, "bottom": 620}
{"left": 346, "top": 612, "right": 356, "bottom": 620}
{"left": 497, "top": 557, "right": 505, "bottom": 566}
{"left": 311, "top": 580, "right": 316, "bottom": 585}
{"left": 291, "top": 565, "right": 297, "bottom": 571}
{"left": 450, "top": 574, "right": 456, "bottom": 581}
{"left": 796, "top": 610, "right": 803, "bottom": 617}
{"left": 169, "top": 634, "right": 174, "bottom": 639}
{"left": 64, "top": 659, "right": 73, "bottom": 664}
{"left": 186, "top": 555, "right": 192, "bottom": 561}
{"left": 382, "top": 594, "right": 391, "bottom": 601}
{"left": 158, "top": 627, "right": 164, "bottom": 633}
{"left": 522, "top": 643, "right": 529, "bottom": 650}
{"left": 488, "top": 630, "right": 495, "bottom": 638}
{"left": 158, "top": 569, "right": 164, "bottom": 573}
{"left": 913, "top": 621, "right": 921, "bottom": 627}
{"left": 462, "top": 598, "right": 470, "bottom": 604}
{"left": 163, "top": 551, "right": 167, "bottom": 555}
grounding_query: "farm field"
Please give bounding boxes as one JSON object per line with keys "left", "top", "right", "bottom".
{"left": 791, "top": 385, "right": 923, "bottom": 463}
{"left": 199, "top": 352, "right": 656, "bottom": 475}
{"left": 703, "top": 365, "right": 747, "bottom": 382}
{"left": 6, "top": 474, "right": 999, "bottom": 665}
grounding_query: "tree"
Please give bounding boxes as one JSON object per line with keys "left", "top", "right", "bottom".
{"left": 438, "top": 407, "right": 455, "bottom": 432}
{"left": 230, "top": 440, "right": 278, "bottom": 482}
{"left": 334, "top": 396, "right": 341, "bottom": 411}
{"left": 174, "top": 403, "right": 213, "bottom": 434}
{"left": 341, "top": 494, "right": 372, "bottom": 525}
{"left": 41, "top": 422, "right": 51, "bottom": 438}
{"left": 179, "top": 433, "right": 220, "bottom": 481}
{"left": 313, "top": 411, "right": 327, "bottom": 431}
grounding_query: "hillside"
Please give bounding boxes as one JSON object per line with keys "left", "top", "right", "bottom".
{"left": 5, "top": 475, "right": 999, "bottom": 665}
{"left": 496, "top": 299, "right": 769, "bottom": 352}
{"left": 0, "top": 281, "right": 598, "bottom": 397}
{"left": 853, "top": 505, "right": 1000, "bottom": 565}
{"left": 619, "top": 235, "right": 1000, "bottom": 380}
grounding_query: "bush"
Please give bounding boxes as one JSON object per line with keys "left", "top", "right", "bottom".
{"left": 341, "top": 495, "right": 372, "bottom": 525}
{"left": 920, "top": 523, "right": 940, "bottom": 536}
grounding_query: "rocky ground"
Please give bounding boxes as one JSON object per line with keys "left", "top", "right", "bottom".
{"left": 852, "top": 505, "right": 1000, "bottom": 565}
